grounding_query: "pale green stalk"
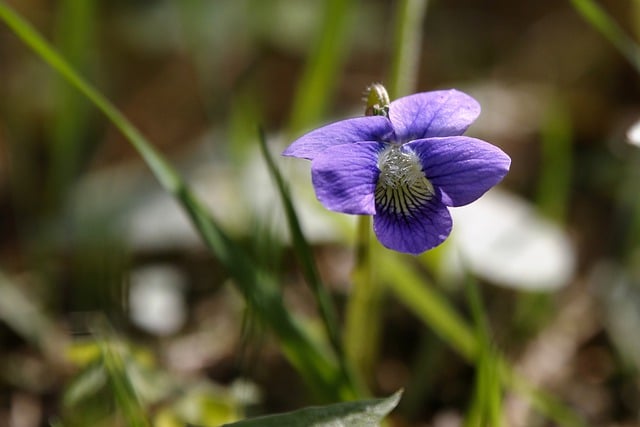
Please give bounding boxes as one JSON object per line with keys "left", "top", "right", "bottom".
{"left": 463, "top": 276, "right": 502, "bottom": 427}
{"left": 49, "top": 0, "right": 97, "bottom": 205}
{"left": 383, "top": 254, "right": 587, "bottom": 426}
{"left": 99, "top": 339, "right": 150, "bottom": 427}
{"left": 388, "top": 0, "right": 429, "bottom": 99}
{"left": 343, "top": 0, "right": 429, "bottom": 389}
{"left": 570, "top": 0, "right": 640, "bottom": 73}
{"left": 288, "top": 0, "right": 354, "bottom": 135}
{"left": 344, "top": 215, "right": 379, "bottom": 388}
{"left": 536, "top": 98, "right": 572, "bottom": 223}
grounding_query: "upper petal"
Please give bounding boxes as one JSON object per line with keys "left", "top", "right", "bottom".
{"left": 283, "top": 116, "right": 394, "bottom": 160}
{"left": 408, "top": 136, "right": 511, "bottom": 207}
{"left": 373, "top": 197, "right": 452, "bottom": 255}
{"left": 388, "top": 89, "right": 481, "bottom": 142}
{"left": 311, "top": 141, "right": 383, "bottom": 215}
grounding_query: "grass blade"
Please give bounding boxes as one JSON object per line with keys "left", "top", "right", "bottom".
{"left": 257, "top": 129, "right": 360, "bottom": 398}
{"left": 388, "top": 0, "right": 429, "bottom": 99}
{"left": 570, "top": 0, "right": 640, "bottom": 74}
{"left": 464, "top": 275, "right": 503, "bottom": 427}
{"left": 288, "top": 0, "right": 354, "bottom": 135}
{"left": 0, "top": 2, "right": 346, "bottom": 402}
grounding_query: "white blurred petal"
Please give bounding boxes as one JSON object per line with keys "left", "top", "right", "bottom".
{"left": 626, "top": 118, "right": 640, "bottom": 147}
{"left": 129, "top": 265, "right": 187, "bottom": 336}
{"left": 449, "top": 189, "right": 575, "bottom": 291}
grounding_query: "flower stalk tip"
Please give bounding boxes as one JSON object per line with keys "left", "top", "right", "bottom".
{"left": 364, "top": 83, "right": 390, "bottom": 117}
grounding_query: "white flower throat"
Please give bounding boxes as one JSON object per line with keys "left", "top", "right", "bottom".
{"left": 375, "top": 145, "right": 434, "bottom": 217}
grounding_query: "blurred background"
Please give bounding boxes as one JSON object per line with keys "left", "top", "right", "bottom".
{"left": 1, "top": 0, "right": 640, "bottom": 426}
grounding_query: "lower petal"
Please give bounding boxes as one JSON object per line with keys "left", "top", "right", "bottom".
{"left": 373, "top": 197, "right": 452, "bottom": 255}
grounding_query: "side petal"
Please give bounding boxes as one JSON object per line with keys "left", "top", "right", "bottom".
{"left": 373, "top": 197, "right": 452, "bottom": 255}
{"left": 408, "top": 136, "right": 511, "bottom": 207}
{"left": 389, "top": 89, "right": 481, "bottom": 141}
{"left": 311, "top": 142, "right": 383, "bottom": 215}
{"left": 283, "top": 116, "right": 394, "bottom": 160}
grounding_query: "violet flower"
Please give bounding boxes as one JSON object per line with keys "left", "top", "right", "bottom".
{"left": 283, "top": 88, "right": 511, "bottom": 255}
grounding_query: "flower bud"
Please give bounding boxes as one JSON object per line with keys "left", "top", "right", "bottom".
{"left": 364, "top": 83, "right": 390, "bottom": 117}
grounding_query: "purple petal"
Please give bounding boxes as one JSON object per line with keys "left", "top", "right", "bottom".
{"left": 388, "top": 89, "right": 481, "bottom": 142}
{"left": 408, "top": 136, "right": 511, "bottom": 207}
{"left": 311, "top": 142, "right": 383, "bottom": 215}
{"left": 373, "top": 198, "right": 452, "bottom": 254}
{"left": 283, "top": 116, "right": 394, "bottom": 160}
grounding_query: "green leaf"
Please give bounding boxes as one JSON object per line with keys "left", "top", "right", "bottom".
{"left": 221, "top": 390, "right": 402, "bottom": 427}
{"left": 63, "top": 362, "right": 107, "bottom": 406}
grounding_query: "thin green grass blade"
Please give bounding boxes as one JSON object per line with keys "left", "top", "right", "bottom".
{"left": 0, "top": 2, "right": 345, "bottom": 402}
{"left": 98, "top": 340, "right": 150, "bottom": 427}
{"left": 536, "top": 98, "right": 572, "bottom": 223}
{"left": 388, "top": 0, "right": 429, "bottom": 99}
{"left": 382, "top": 255, "right": 586, "bottom": 426}
{"left": 288, "top": 0, "right": 354, "bottom": 135}
{"left": 0, "top": 271, "right": 66, "bottom": 361}
{"left": 343, "top": 0, "right": 428, "bottom": 391}
{"left": 382, "top": 254, "right": 477, "bottom": 360}
{"left": 49, "top": 0, "right": 97, "bottom": 204}
{"left": 502, "top": 364, "right": 588, "bottom": 427}
{"left": 257, "top": 129, "right": 359, "bottom": 399}
{"left": 0, "top": 4, "right": 181, "bottom": 194}
{"left": 570, "top": 0, "right": 640, "bottom": 74}
{"left": 344, "top": 215, "right": 381, "bottom": 389}
{"left": 463, "top": 276, "right": 503, "bottom": 427}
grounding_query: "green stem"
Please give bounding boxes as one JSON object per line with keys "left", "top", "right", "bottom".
{"left": 464, "top": 276, "right": 502, "bottom": 427}
{"left": 343, "top": 0, "right": 429, "bottom": 391}
{"left": 388, "top": 0, "right": 429, "bottom": 99}
{"left": 344, "top": 215, "right": 380, "bottom": 389}
{"left": 536, "top": 97, "right": 572, "bottom": 223}
{"left": 382, "top": 254, "right": 477, "bottom": 360}
{"left": 570, "top": 0, "right": 640, "bottom": 74}
{"left": 383, "top": 254, "right": 586, "bottom": 426}
{"left": 288, "top": 0, "right": 354, "bottom": 135}
{"left": 257, "top": 129, "right": 359, "bottom": 397}
{"left": 48, "top": 0, "right": 97, "bottom": 207}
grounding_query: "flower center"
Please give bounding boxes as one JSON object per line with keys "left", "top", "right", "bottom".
{"left": 375, "top": 145, "right": 434, "bottom": 217}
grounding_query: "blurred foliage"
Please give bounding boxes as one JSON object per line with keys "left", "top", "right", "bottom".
{"left": 1, "top": 0, "right": 640, "bottom": 426}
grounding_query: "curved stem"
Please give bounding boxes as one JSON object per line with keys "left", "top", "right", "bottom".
{"left": 344, "top": 215, "right": 380, "bottom": 389}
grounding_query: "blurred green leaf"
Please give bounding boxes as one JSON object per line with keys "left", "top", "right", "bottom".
{"left": 49, "top": 0, "right": 97, "bottom": 204}
{"left": 382, "top": 255, "right": 586, "bottom": 426}
{"left": 221, "top": 390, "right": 402, "bottom": 427}
{"left": 0, "top": 271, "right": 66, "bottom": 360}
{"left": 388, "top": 0, "right": 428, "bottom": 99}
{"left": 0, "top": 2, "right": 349, "bottom": 402}
{"left": 570, "top": 0, "right": 640, "bottom": 74}
{"left": 99, "top": 339, "right": 150, "bottom": 427}
{"left": 537, "top": 98, "right": 572, "bottom": 223}
{"left": 463, "top": 276, "right": 502, "bottom": 427}
{"left": 288, "top": 0, "right": 354, "bottom": 135}
{"left": 170, "top": 386, "right": 241, "bottom": 427}
{"left": 63, "top": 362, "right": 108, "bottom": 406}
{"left": 382, "top": 254, "right": 477, "bottom": 360}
